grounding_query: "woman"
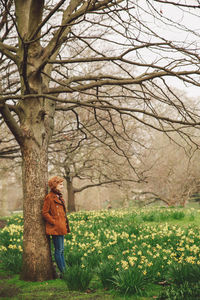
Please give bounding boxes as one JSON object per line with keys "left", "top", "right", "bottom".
{"left": 42, "top": 176, "right": 70, "bottom": 274}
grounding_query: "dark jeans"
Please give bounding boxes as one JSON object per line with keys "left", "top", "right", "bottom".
{"left": 52, "top": 235, "right": 66, "bottom": 273}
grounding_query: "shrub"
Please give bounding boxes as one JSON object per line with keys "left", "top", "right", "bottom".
{"left": 0, "top": 247, "right": 22, "bottom": 273}
{"left": 65, "top": 249, "right": 83, "bottom": 267}
{"left": 171, "top": 211, "right": 185, "bottom": 220}
{"left": 96, "top": 260, "right": 117, "bottom": 289}
{"left": 0, "top": 222, "right": 23, "bottom": 273}
{"left": 63, "top": 249, "right": 94, "bottom": 291}
{"left": 112, "top": 267, "right": 150, "bottom": 295}
{"left": 167, "top": 263, "right": 200, "bottom": 285}
{"left": 62, "top": 265, "right": 93, "bottom": 291}
{"left": 159, "top": 281, "right": 200, "bottom": 300}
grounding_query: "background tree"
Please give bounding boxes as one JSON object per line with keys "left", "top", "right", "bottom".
{"left": 49, "top": 106, "right": 143, "bottom": 211}
{"left": 0, "top": 121, "right": 20, "bottom": 160}
{"left": 137, "top": 127, "right": 200, "bottom": 207}
{"left": 0, "top": 121, "right": 22, "bottom": 214}
{"left": 0, "top": 0, "right": 200, "bottom": 281}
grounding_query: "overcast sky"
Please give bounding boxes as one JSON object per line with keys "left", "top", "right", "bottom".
{"left": 138, "top": 0, "right": 200, "bottom": 98}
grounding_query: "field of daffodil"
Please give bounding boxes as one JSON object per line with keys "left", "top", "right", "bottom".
{"left": 1, "top": 207, "right": 200, "bottom": 297}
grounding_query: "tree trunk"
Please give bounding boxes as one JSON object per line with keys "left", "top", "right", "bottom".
{"left": 66, "top": 178, "right": 76, "bottom": 212}
{"left": 0, "top": 96, "right": 55, "bottom": 281}
{"left": 17, "top": 87, "right": 55, "bottom": 280}
{"left": 20, "top": 138, "right": 54, "bottom": 281}
{"left": 0, "top": 178, "right": 9, "bottom": 217}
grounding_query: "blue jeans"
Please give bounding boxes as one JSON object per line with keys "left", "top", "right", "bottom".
{"left": 52, "top": 235, "right": 66, "bottom": 273}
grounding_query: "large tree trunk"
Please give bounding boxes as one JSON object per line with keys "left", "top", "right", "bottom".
{"left": 19, "top": 94, "right": 55, "bottom": 280}
{"left": 13, "top": 0, "right": 56, "bottom": 280}
{"left": 20, "top": 140, "right": 54, "bottom": 281}
{"left": 66, "top": 178, "right": 76, "bottom": 212}
{"left": 0, "top": 178, "right": 9, "bottom": 217}
{"left": 0, "top": 98, "right": 56, "bottom": 281}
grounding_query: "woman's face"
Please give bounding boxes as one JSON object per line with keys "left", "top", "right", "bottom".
{"left": 56, "top": 182, "right": 64, "bottom": 192}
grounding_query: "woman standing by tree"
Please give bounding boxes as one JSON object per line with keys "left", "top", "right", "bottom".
{"left": 42, "top": 176, "right": 70, "bottom": 275}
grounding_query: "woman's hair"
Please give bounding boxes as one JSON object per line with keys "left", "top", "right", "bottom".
{"left": 48, "top": 176, "right": 64, "bottom": 190}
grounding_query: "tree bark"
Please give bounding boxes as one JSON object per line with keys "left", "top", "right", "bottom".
{"left": 10, "top": 0, "right": 62, "bottom": 280}
{"left": 0, "top": 178, "right": 8, "bottom": 217}
{"left": 18, "top": 93, "right": 55, "bottom": 280}
{"left": 20, "top": 139, "right": 54, "bottom": 281}
{"left": 66, "top": 177, "right": 76, "bottom": 212}
{"left": 0, "top": 97, "right": 55, "bottom": 281}
{"left": 0, "top": 100, "right": 55, "bottom": 280}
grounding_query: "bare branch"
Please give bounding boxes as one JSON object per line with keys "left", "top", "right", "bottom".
{"left": 0, "top": 104, "right": 23, "bottom": 146}
{"left": 74, "top": 178, "right": 138, "bottom": 193}
{"left": 0, "top": 42, "right": 17, "bottom": 62}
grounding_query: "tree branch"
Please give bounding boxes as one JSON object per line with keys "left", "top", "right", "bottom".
{"left": 2, "top": 92, "right": 199, "bottom": 127}
{"left": 0, "top": 104, "right": 24, "bottom": 146}
{"left": 47, "top": 43, "right": 167, "bottom": 64}
{"left": 39, "top": 0, "right": 124, "bottom": 69}
{"left": 153, "top": 0, "right": 200, "bottom": 9}
{"left": 74, "top": 178, "right": 137, "bottom": 193}
{"left": 29, "top": 0, "right": 66, "bottom": 41}
{"left": 0, "top": 42, "right": 18, "bottom": 62}
{"left": 48, "top": 69, "right": 200, "bottom": 94}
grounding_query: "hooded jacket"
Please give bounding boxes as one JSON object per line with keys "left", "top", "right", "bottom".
{"left": 42, "top": 190, "right": 70, "bottom": 235}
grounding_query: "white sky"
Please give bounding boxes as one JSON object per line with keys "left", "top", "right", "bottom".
{"left": 137, "top": 0, "right": 200, "bottom": 98}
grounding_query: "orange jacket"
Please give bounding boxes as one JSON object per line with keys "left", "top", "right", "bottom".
{"left": 42, "top": 191, "right": 69, "bottom": 235}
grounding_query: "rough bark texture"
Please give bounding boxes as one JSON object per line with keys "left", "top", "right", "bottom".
{"left": 20, "top": 140, "right": 53, "bottom": 281}
{"left": 12, "top": 0, "right": 56, "bottom": 280}
{"left": 18, "top": 93, "right": 55, "bottom": 280}
{"left": 0, "top": 179, "right": 9, "bottom": 217}
{"left": 66, "top": 178, "right": 76, "bottom": 212}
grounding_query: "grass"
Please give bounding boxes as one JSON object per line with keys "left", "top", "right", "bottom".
{"left": 1, "top": 205, "right": 200, "bottom": 299}
{"left": 0, "top": 268, "right": 161, "bottom": 299}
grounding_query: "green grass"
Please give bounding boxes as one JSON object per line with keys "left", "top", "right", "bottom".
{"left": 0, "top": 269, "right": 161, "bottom": 299}
{"left": 1, "top": 206, "right": 200, "bottom": 299}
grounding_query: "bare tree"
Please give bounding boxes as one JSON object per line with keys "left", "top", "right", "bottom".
{"left": 0, "top": 0, "right": 200, "bottom": 281}
{"left": 49, "top": 106, "right": 142, "bottom": 211}
{"left": 137, "top": 126, "right": 200, "bottom": 207}
{"left": 0, "top": 121, "right": 20, "bottom": 159}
